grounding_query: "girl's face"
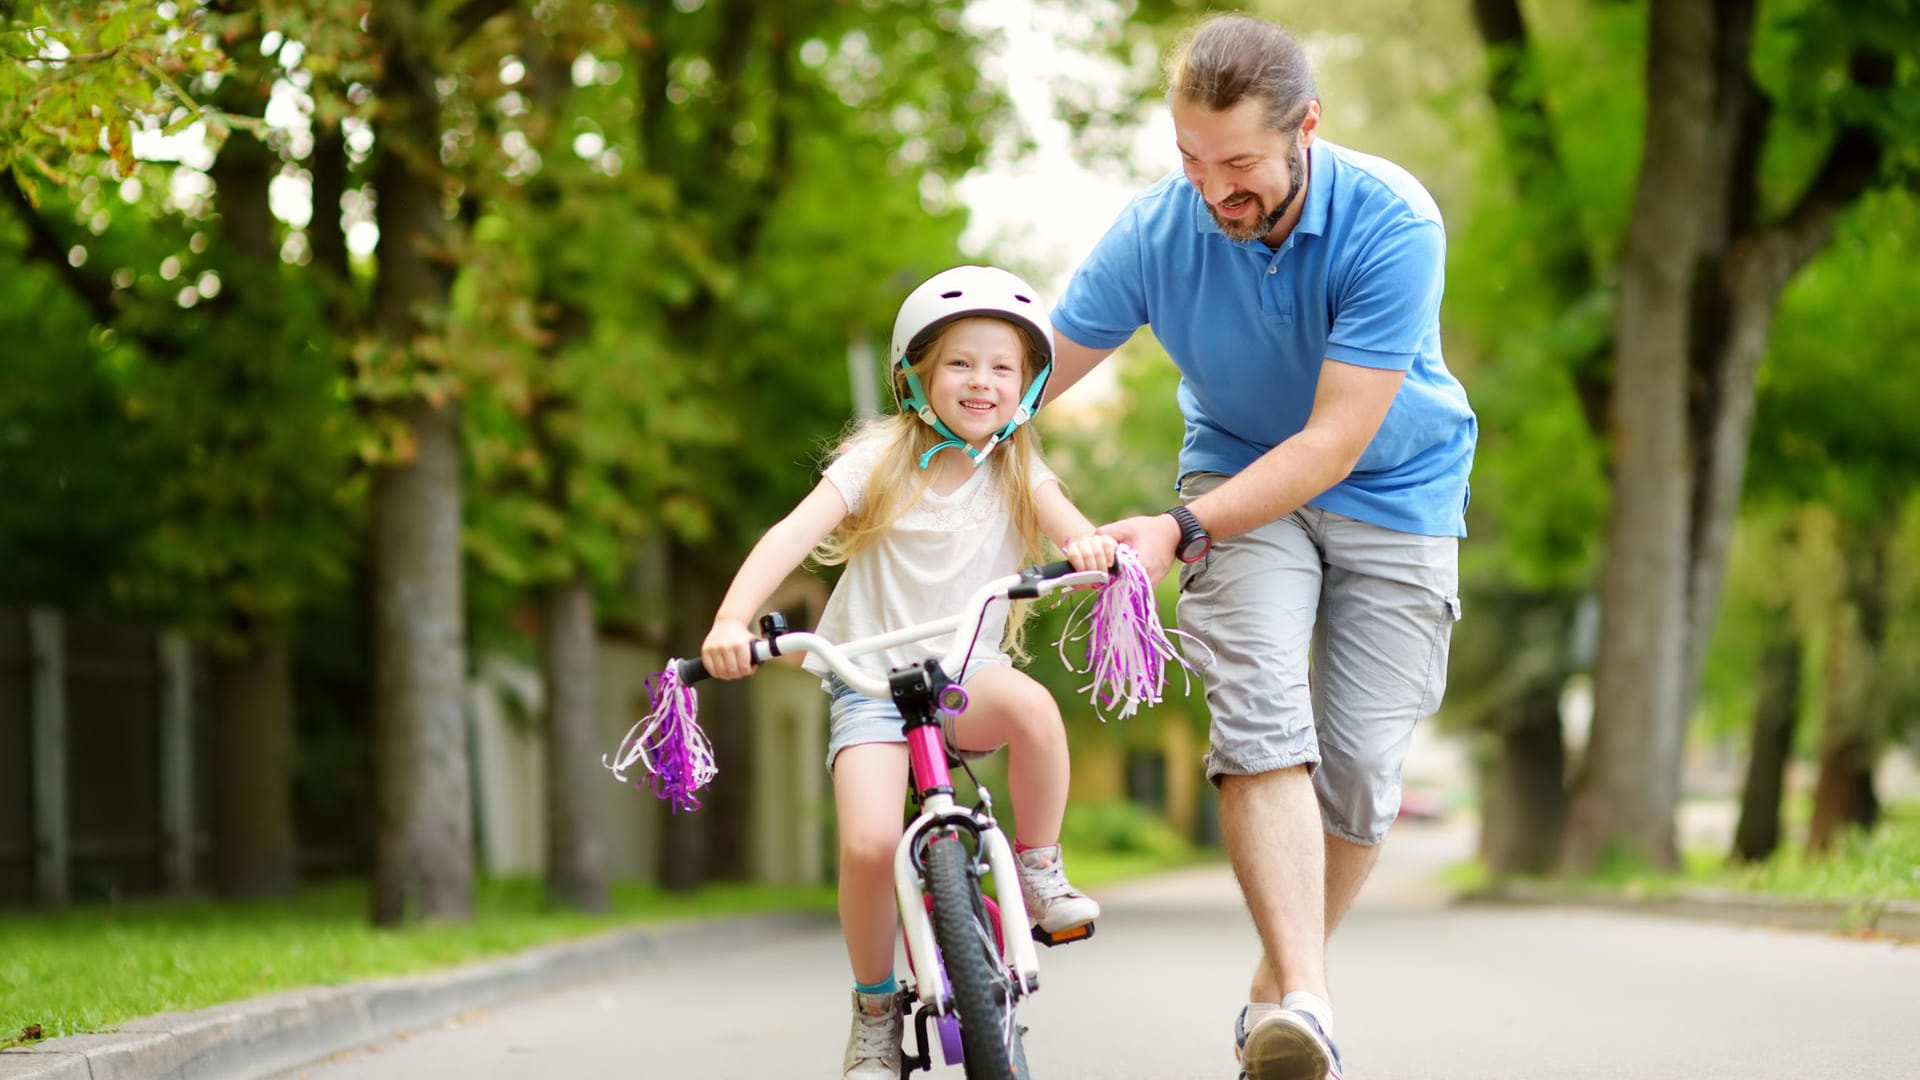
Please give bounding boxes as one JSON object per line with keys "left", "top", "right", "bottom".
{"left": 922, "top": 317, "right": 1029, "bottom": 449}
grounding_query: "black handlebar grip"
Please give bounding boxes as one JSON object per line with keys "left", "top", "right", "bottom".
{"left": 675, "top": 655, "right": 710, "bottom": 684}
{"left": 1033, "top": 558, "right": 1118, "bottom": 581}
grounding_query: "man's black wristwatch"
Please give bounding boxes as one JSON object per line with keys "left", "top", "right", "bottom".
{"left": 1164, "top": 504, "right": 1212, "bottom": 563}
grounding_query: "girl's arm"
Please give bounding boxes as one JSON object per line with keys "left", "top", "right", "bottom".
{"left": 701, "top": 478, "right": 849, "bottom": 678}
{"left": 1035, "top": 479, "right": 1118, "bottom": 573}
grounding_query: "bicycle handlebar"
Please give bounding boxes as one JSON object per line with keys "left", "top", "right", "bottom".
{"left": 675, "top": 560, "right": 1108, "bottom": 696}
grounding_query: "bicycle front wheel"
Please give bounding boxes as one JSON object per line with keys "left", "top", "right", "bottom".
{"left": 924, "top": 830, "right": 1031, "bottom": 1079}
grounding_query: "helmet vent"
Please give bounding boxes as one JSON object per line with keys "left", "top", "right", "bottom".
{"left": 940, "top": 290, "right": 963, "bottom": 299}
{"left": 1013, "top": 294, "right": 1032, "bottom": 303}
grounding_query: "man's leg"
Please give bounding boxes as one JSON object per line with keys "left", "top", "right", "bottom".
{"left": 1247, "top": 830, "right": 1383, "bottom": 997}
{"left": 1174, "top": 477, "right": 1337, "bottom": 1077}
{"left": 1323, "top": 833, "right": 1382, "bottom": 935}
{"left": 1222, "top": 766, "right": 1327, "bottom": 1003}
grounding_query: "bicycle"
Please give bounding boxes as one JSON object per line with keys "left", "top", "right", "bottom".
{"left": 668, "top": 559, "right": 1107, "bottom": 1080}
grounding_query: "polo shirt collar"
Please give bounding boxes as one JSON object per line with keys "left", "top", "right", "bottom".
{"left": 1188, "top": 138, "right": 1334, "bottom": 243}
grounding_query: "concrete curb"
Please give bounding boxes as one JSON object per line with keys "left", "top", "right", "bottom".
{"left": 1460, "top": 881, "right": 1920, "bottom": 940}
{"left": 0, "top": 910, "right": 833, "bottom": 1080}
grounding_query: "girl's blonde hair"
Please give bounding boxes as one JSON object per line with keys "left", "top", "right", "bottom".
{"left": 813, "top": 317, "right": 1052, "bottom": 658}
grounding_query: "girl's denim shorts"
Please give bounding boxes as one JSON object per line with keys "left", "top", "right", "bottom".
{"left": 823, "top": 659, "right": 1005, "bottom": 772}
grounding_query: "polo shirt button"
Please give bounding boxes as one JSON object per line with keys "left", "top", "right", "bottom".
{"left": 1267, "top": 265, "right": 1277, "bottom": 274}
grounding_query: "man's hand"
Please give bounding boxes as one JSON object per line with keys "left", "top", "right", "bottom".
{"left": 1095, "top": 513, "right": 1183, "bottom": 584}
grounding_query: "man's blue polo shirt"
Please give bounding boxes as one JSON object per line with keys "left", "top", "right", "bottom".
{"left": 1052, "top": 139, "right": 1476, "bottom": 538}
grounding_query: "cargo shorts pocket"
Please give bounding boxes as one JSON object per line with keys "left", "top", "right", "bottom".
{"left": 1415, "top": 594, "right": 1463, "bottom": 718}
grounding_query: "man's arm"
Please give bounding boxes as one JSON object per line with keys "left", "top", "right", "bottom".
{"left": 1098, "top": 358, "right": 1406, "bottom": 580}
{"left": 1042, "top": 329, "right": 1118, "bottom": 405}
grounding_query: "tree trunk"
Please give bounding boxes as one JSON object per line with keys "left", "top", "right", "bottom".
{"left": 1807, "top": 736, "right": 1879, "bottom": 855}
{"left": 1806, "top": 523, "right": 1889, "bottom": 854}
{"left": 1561, "top": 0, "right": 1718, "bottom": 875}
{"left": 657, "top": 540, "right": 756, "bottom": 890}
{"left": 1730, "top": 619, "right": 1800, "bottom": 863}
{"left": 1681, "top": 290, "right": 1778, "bottom": 721}
{"left": 1478, "top": 684, "right": 1567, "bottom": 876}
{"left": 542, "top": 574, "right": 609, "bottom": 911}
{"left": 210, "top": 638, "right": 298, "bottom": 897}
{"left": 369, "top": 399, "right": 471, "bottom": 924}
{"left": 366, "top": 1, "right": 471, "bottom": 925}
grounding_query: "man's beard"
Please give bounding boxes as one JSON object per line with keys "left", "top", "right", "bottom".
{"left": 1212, "top": 142, "right": 1306, "bottom": 242}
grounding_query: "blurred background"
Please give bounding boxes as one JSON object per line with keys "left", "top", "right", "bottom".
{"left": 3, "top": 0, "right": 1917, "bottom": 924}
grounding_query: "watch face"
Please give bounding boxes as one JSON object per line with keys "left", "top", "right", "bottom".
{"left": 1178, "top": 535, "right": 1210, "bottom": 563}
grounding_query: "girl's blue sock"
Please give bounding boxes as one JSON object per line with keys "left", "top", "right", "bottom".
{"left": 854, "top": 973, "right": 897, "bottom": 996}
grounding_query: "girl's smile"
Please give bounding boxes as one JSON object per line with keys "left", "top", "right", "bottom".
{"left": 926, "top": 317, "right": 1028, "bottom": 449}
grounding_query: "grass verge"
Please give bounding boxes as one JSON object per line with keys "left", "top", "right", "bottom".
{"left": 1456, "top": 800, "right": 1920, "bottom": 904}
{"left": 1, "top": 847, "right": 1207, "bottom": 1049}
{"left": 0, "top": 877, "right": 835, "bottom": 1049}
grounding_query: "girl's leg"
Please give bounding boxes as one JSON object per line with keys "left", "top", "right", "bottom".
{"left": 947, "top": 666, "right": 1098, "bottom": 933}
{"left": 831, "top": 741, "right": 911, "bottom": 984}
{"left": 945, "top": 666, "right": 1068, "bottom": 847}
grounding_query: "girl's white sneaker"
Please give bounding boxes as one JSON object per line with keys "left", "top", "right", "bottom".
{"left": 841, "top": 989, "right": 902, "bottom": 1080}
{"left": 1016, "top": 844, "right": 1101, "bottom": 933}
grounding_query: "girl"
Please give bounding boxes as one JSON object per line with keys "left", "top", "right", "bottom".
{"left": 699, "top": 265, "right": 1116, "bottom": 1080}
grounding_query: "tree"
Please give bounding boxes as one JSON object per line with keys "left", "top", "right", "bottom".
{"left": 1459, "top": 0, "right": 1917, "bottom": 873}
{"left": 1744, "top": 188, "right": 1920, "bottom": 854}
{"left": 455, "top": 2, "right": 697, "bottom": 912}
{"left": 360, "top": 0, "right": 524, "bottom": 926}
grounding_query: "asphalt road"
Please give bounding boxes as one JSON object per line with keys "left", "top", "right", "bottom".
{"left": 281, "top": 820, "right": 1920, "bottom": 1079}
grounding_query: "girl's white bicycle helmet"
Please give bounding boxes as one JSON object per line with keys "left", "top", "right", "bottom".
{"left": 889, "top": 265, "right": 1055, "bottom": 468}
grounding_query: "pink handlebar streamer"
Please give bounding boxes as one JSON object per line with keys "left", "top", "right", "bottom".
{"left": 1056, "top": 544, "right": 1207, "bottom": 721}
{"left": 602, "top": 662, "right": 717, "bottom": 812}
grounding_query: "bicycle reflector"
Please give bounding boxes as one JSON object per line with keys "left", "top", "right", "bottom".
{"left": 936, "top": 684, "right": 970, "bottom": 717}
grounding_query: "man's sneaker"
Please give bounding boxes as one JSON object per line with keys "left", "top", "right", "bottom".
{"left": 841, "top": 989, "right": 902, "bottom": 1080}
{"left": 1235, "top": 1005, "right": 1343, "bottom": 1080}
{"left": 1015, "top": 844, "right": 1100, "bottom": 933}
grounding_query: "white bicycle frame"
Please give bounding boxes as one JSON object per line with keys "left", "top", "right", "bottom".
{"left": 739, "top": 564, "right": 1105, "bottom": 1012}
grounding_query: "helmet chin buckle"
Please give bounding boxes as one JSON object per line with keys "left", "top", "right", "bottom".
{"left": 970, "top": 432, "right": 1005, "bottom": 466}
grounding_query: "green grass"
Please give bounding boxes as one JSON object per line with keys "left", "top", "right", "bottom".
{"left": 0, "top": 877, "right": 836, "bottom": 1048}
{"left": 1461, "top": 800, "right": 1920, "bottom": 904}
{"left": 1598, "top": 799, "right": 1920, "bottom": 902}
{"left": 0, "top": 847, "right": 1206, "bottom": 1049}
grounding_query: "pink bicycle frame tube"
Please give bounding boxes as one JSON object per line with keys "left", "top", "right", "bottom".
{"left": 904, "top": 722, "right": 953, "bottom": 796}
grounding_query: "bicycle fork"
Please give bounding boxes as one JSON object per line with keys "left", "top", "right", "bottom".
{"left": 886, "top": 660, "right": 1040, "bottom": 1077}
{"left": 894, "top": 797, "right": 1042, "bottom": 1012}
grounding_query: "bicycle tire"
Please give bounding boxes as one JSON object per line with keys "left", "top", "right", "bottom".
{"left": 924, "top": 831, "right": 1031, "bottom": 1079}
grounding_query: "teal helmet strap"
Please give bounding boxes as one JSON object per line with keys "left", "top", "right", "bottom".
{"left": 900, "top": 369, "right": 968, "bottom": 469}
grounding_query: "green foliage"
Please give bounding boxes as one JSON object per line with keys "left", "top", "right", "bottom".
{"left": 1751, "top": 189, "right": 1920, "bottom": 518}
{"left": 0, "top": 236, "right": 154, "bottom": 607}
{"left": 445, "top": 0, "right": 1023, "bottom": 627}
{"left": 0, "top": 1, "right": 228, "bottom": 201}
{"left": 1756, "top": 0, "right": 1920, "bottom": 193}
{"left": 1059, "top": 798, "right": 1191, "bottom": 858}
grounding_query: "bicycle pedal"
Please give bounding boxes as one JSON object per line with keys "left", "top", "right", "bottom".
{"left": 1030, "top": 920, "right": 1095, "bottom": 947}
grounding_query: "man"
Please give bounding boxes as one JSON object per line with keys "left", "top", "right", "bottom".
{"left": 1045, "top": 14, "right": 1475, "bottom": 1080}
